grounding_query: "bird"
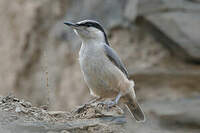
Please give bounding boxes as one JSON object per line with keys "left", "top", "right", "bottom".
{"left": 64, "top": 20, "right": 145, "bottom": 122}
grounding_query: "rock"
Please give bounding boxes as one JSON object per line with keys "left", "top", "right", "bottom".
{"left": 138, "top": 0, "right": 200, "bottom": 62}
{"left": 0, "top": 0, "right": 67, "bottom": 107}
{"left": 64, "top": 0, "right": 127, "bottom": 28}
{"left": 138, "top": 0, "right": 200, "bottom": 15}
{"left": 145, "top": 12, "right": 200, "bottom": 62}
{"left": 0, "top": 95, "right": 126, "bottom": 133}
{"left": 143, "top": 97, "right": 200, "bottom": 131}
{"left": 120, "top": 97, "right": 200, "bottom": 133}
{"left": 21, "top": 101, "right": 32, "bottom": 108}
{"left": 124, "top": 0, "right": 138, "bottom": 22}
{"left": 15, "top": 106, "right": 22, "bottom": 113}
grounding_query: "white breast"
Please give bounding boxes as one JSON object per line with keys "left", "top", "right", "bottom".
{"left": 79, "top": 42, "right": 129, "bottom": 98}
{"left": 79, "top": 42, "right": 107, "bottom": 79}
{"left": 79, "top": 42, "right": 110, "bottom": 92}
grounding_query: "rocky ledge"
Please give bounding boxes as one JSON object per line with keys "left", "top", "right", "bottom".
{"left": 1, "top": 95, "right": 200, "bottom": 133}
{"left": 0, "top": 95, "right": 127, "bottom": 133}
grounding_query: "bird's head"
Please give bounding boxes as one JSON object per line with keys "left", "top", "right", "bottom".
{"left": 64, "top": 20, "right": 109, "bottom": 44}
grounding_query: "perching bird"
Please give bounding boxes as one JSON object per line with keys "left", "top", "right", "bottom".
{"left": 64, "top": 20, "right": 145, "bottom": 122}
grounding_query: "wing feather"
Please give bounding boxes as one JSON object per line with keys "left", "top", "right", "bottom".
{"left": 104, "top": 44, "right": 129, "bottom": 78}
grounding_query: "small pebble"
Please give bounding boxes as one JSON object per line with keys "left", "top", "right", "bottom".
{"left": 2, "top": 98, "right": 7, "bottom": 103}
{"left": 3, "top": 108, "right": 10, "bottom": 111}
{"left": 13, "top": 98, "right": 20, "bottom": 102}
{"left": 15, "top": 106, "right": 21, "bottom": 113}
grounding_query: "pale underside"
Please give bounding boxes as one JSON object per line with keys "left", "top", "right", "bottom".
{"left": 79, "top": 42, "right": 133, "bottom": 98}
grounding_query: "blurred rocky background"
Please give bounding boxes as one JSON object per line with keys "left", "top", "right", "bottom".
{"left": 0, "top": 0, "right": 200, "bottom": 132}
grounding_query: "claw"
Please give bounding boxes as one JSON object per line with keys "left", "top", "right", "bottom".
{"left": 97, "top": 93, "right": 122, "bottom": 110}
{"left": 97, "top": 100, "right": 117, "bottom": 111}
{"left": 107, "top": 100, "right": 117, "bottom": 108}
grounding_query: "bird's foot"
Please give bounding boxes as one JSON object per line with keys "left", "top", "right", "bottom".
{"left": 106, "top": 100, "right": 117, "bottom": 108}
{"left": 97, "top": 93, "right": 122, "bottom": 110}
{"left": 97, "top": 100, "right": 117, "bottom": 111}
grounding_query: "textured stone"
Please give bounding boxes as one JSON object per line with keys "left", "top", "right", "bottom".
{"left": 145, "top": 12, "right": 200, "bottom": 62}
{"left": 64, "top": 0, "right": 127, "bottom": 28}
{"left": 0, "top": 0, "right": 71, "bottom": 109}
{"left": 138, "top": 0, "right": 200, "bottom": 62}
{"left": 124, "top": 0, "right": 138, "bottom": 21}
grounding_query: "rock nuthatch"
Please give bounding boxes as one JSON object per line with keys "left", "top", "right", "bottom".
{"left": 64, "top": 20, "right": 145, "bottom": 122}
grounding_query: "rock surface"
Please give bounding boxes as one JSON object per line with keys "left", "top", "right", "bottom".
{"left": 139, "top": 0, "right": 200, "bottom": 62}
{"left": 1, "top": 95, "right": 200, "bottom": 133}
{"left": 0, "top": 95, "right": 126, "bottom": 133}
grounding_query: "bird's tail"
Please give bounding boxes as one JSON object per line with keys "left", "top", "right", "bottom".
{"left": 125, "top": 99, "right": 145, "bottom": 122}
{"left": 124, "top": 81, "right": 145, "bottom": 122}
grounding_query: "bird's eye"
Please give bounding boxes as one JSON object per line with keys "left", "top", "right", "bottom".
{"left": 86, "top": 23, "right": 92, "bottom": 27}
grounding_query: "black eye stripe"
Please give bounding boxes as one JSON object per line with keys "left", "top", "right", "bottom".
{"left": 79, "top": 22, "right": 102, "bottom": 29}
{"left": 78, "top": 22, "right": 92, "bottom": 27}
{"left": 86, "top": 23, "right": 92, "bottom": 26}
{"left": 77, "top": 20, "right": 110, "bottom": 45}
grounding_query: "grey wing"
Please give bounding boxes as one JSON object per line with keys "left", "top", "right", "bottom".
{"left": 104, "top": 44, "right": 129, "bottom": 78}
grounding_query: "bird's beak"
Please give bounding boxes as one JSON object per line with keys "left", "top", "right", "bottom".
{"left": 64, "top": 22, "right": 80, "bottom": 29}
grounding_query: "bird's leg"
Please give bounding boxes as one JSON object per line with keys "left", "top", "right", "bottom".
{"left": 108, "top": 93, "right": 122, "bottom": 107}
{"left": 98, "top": 93, "right": 122, "bottom": 109}
{"left": 115, "top": 93, "right": 122, "bottom": 104}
